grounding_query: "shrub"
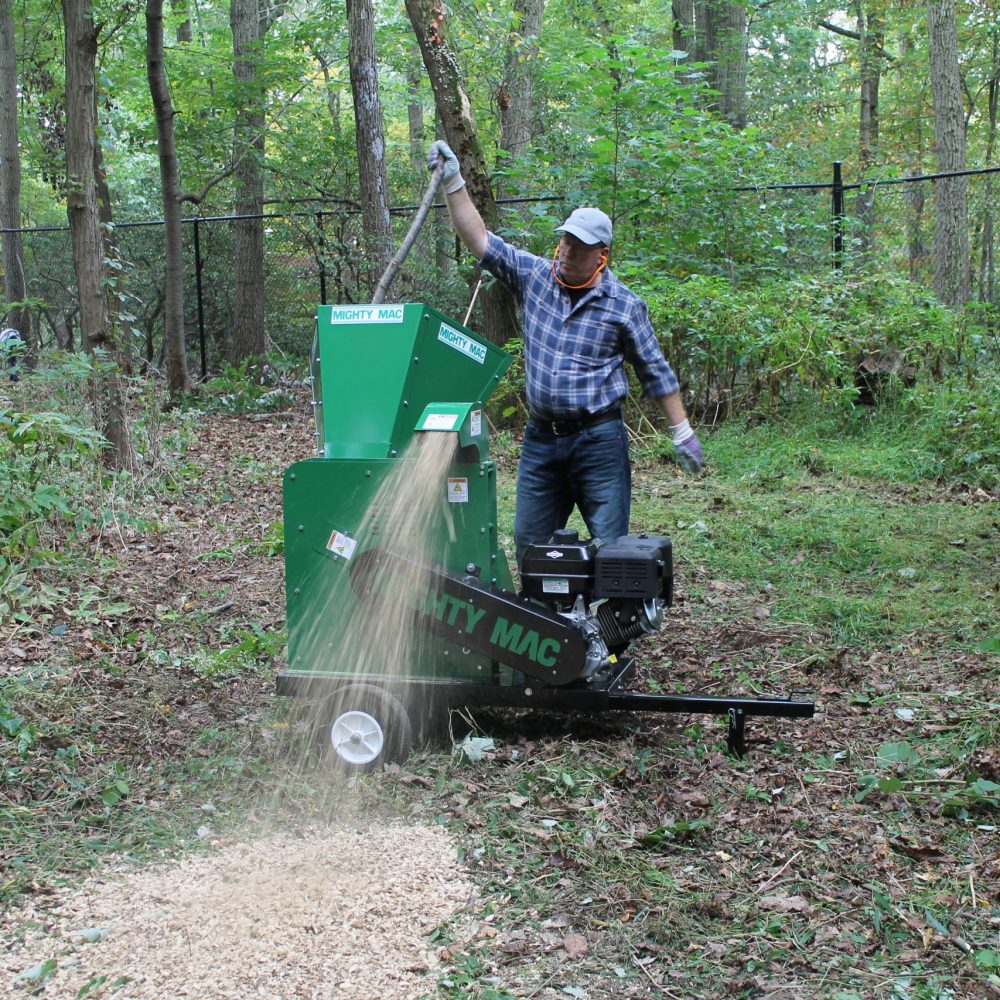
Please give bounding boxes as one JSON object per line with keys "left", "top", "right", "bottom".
{"left": 645, "top": 271, "right": 966, "bottom": 416}
{"left": 902, "top": 373, "right": 1000, "bottom": 489}
{"left": 0, "top": 406, "right": 104, "bottom": 618}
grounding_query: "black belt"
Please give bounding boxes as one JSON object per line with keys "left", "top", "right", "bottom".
{"left": 531, "top": 407, "right": 622, "bottom": 437}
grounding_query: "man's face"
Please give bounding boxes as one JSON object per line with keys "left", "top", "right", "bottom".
{"left": 556, "top": 234, "right": 607, "bottom": 286}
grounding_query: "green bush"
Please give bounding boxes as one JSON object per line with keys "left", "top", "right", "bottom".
{"left": 646, "top": 271, "right": 966, "bottom": 415}
{"left": 1, "top": 406, "right": 103, "bottom": 619}
{"left": 186, "top": 354, "right": 305, "bottom": 415}
{"left": 902, "top": 373, "right": 1000, "bottom": 489}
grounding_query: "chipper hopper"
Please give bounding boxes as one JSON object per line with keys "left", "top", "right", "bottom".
{"left": 278, "top": 303, "right": 814, "bottom": 769}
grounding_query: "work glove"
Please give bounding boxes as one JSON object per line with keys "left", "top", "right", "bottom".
{"left": 671, "top": 419, "right": 703, "bottom": 474}
{"left": 427, "top": 140, "right": 466, "bottom": 195}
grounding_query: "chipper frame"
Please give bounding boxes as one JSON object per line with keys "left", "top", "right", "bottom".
{"left": 277, "top": 303, "right": 814, "bottom": 769}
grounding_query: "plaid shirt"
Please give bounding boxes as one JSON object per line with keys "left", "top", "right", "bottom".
{"left": 480, "top": 232, "right": 679, "bottom": 420}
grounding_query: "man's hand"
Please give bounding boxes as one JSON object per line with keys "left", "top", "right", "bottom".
{"left": 671, "top": 419, "right": 703, "bottom": 474}
{"left": 427, "top": 140, "right": 465, "bottom": 194}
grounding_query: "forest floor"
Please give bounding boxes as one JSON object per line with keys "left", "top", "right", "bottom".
{"left": 2, "top": 383, "right": 999, "bottom": 999}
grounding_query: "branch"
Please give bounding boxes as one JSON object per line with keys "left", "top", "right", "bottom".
{"left": 819, "top": 19, "right": 860, "bottom": 42}
{"left": 371, "top": 164, "right": 443, "bottom": 305}
{"left": 180, "top": 69, "right": 323, "bottom": 206}
{"left": 180, "top": 164, "right": 238, "bottom": 206}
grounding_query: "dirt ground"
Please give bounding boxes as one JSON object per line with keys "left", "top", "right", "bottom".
{"left": 3, "top": 388, "right": 999, "bottom": 998}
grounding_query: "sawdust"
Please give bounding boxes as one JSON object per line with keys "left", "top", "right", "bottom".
{"left": 3, "top": 822, "right": 475, "bottom": 998}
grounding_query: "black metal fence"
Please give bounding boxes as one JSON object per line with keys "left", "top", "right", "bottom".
{"left": 2, "top": 162, "right": 997, "bottom": 377}
{"left": 730, "top": 163, "right": 999, "bottom": 296}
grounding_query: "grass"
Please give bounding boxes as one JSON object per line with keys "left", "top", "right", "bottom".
{"left": 3, "top": 372, "right": 999, "bottom": 997}
{"left": 626, "top": 404, "right": 1000, "bottom": 649}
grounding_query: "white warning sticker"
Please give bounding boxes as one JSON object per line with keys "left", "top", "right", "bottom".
{"left": 423, "top": 412, "right": 459, "bottom": 431}
{"left": 542, "top": 578, "right": 570, "bottom": 594}
{"left": 447, "top": 478, "right": 469, "bottom": 503}
{"left": 471, "top": 409, "right": 482, "bottom": 436}
{"left": 325, "top": 529, "right": 358, "bottom": 560}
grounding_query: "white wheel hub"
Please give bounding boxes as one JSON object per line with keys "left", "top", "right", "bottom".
{"left": 330, "top": 709, "right": 385, "bottom": 765}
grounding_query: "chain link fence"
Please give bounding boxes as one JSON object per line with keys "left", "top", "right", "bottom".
{"left": 3, "top": 163, "right": 997, "bottom": 375}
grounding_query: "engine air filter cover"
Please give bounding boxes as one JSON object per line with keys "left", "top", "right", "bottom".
{"left": 594, "top": 535, "right": 673, "bottom": 602}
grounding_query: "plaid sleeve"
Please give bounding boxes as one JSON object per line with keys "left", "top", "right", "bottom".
{"left": 621, "top": 296, "right": 680, "bottom": 399}
{"left": 479, "top": 232, "right": 542, "bottom": 302}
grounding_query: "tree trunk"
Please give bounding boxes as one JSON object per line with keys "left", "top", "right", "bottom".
{"left": 229, "top": 0, "right": 279, "bottom": 364}
{"left": 977, "top": 39, "right": 997, "bottom": 303}
{"left": 407, "top": 47, "right": 425, "bottom": 188}
{"left": 347, "top": 0, "right": 392, "bottom": 295}
{"left": 710, "top": 2, "right": 748, "bottom": 128}
{"left": 406, "top": 0, "right": 519, "bottom": 345}
{"left": 672, "top": 1, "right": 747, "bottom": 127}
{"left": 0, "top": 0, "right": 29, "bottom": 352}
{"left": 926, "top": 0, "right": 970, "bottom": 306}
{"left": 62, "top": 0, "right": 134, "bottom": 469}
{"left": 854, "top": 2, "right": 883, "bottom": 258}
{"left": 170, "top": 0, "right": 193, "bottom": 42}
{"left": 147, "top": 0, "right": 190, "bottom": 394}
{"left": 672, "top": 0, "right": 695, "bottom": 58}
{"left": 315, "top": 50, "right": 342, "bottom": 140}
{"left": 499, "top": 0, "right": 544, "bottom": 160}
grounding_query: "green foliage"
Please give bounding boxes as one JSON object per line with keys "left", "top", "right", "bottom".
{"left": 0, "top": 401, "right": 103, "bottom": 617}
{"left": 188, "top": 356, "right": 303, "bottom": 414}
{"left": 648, "top": 271, "right": 967, "bottom": 417}
{"left": 637, "top": 396, "right": 1000, "bottom": 647}
{"left": 901, "top": 370, "right": 1000, "bottom": 489}
{"left": 855, "top": 735, "right": 1000, "bottom": 817}
{"left": 194, "top": 623, "right": 285, "bottom": 679}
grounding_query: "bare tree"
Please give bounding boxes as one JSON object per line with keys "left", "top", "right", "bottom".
{"left": 62, "top": 0, "right": 134, "bottom": 468}
{"left": 147, "top": 0, "right": 190, "bottom": 394}
{"left": 926, "top": 0, "right": 970, "bottom": 305}
{"left": 0, "top": 0, "right": 29, "bottom": 349}
{"left": 347, "top": 0, "right": 392, "bottom": 293}
{"left": 229, "top": 0, "right": 282, "bottom": 364}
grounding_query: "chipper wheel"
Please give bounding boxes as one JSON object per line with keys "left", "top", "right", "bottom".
{"left": 322, "top": 683, "right": 413, "bottom": 772}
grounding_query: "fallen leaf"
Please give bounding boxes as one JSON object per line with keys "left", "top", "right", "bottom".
{"left": 562, "top": 933, "right": 588, "bottom": 959}
{"left": 759, "top": 894, "right": 811, "bottom": 913}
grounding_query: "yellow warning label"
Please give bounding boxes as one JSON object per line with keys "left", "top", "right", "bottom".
{"left": 325, "top": 529, "right": 357, "bottom": 559}
{"left": 447, "top": 478, "right": 469, "bottom": 503}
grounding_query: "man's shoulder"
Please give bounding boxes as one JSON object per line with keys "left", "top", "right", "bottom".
{"left": 482, "top": 232, "right": 551, "bottom": 288}
{"left": 484, "top": 231, "right": 543, "bottom": 263}
{"left": 600, "top": 271, "right": 646, "bottom": 310}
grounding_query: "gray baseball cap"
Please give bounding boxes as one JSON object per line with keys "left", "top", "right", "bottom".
{"left": 556, "top": 207, "right": 613, "bottom": 246}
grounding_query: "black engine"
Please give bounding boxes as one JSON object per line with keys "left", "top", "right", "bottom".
{"left": 520, "top": 530, "right": 673, "bottom": 668}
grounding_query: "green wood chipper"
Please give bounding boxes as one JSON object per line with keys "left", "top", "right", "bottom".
{"left": 278, "top": 303, "right": 814, "bottom": 770}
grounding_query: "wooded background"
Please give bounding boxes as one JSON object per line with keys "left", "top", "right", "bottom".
{"left": 0, "top": 1, "right": 998, "bottom": 464}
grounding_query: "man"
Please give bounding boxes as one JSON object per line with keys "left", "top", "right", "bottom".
{"left": 0, "top": 327, "right": 24, "bottom": 382}
{"left": 428, "top": 141, "right": 702, "bottom": 568}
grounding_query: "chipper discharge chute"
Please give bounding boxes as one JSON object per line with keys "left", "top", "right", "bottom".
{"left": 278, "top": 303, "right": 814, "bottom": 770}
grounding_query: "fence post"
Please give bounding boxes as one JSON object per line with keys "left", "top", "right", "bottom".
{"left": 316, "top": 211, "right": 327, "bottom": 305}
{"left": 194, "top": 218, "right": 207, "bottom": 380}
{"left": 832, "top": 161, "right": 844, "bottom": 269}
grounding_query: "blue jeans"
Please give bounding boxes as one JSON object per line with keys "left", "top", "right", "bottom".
{"left": 514, "top": 418, "right": 631, "bottom": 569}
